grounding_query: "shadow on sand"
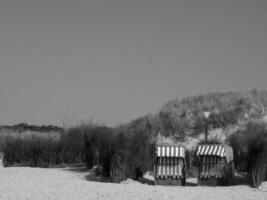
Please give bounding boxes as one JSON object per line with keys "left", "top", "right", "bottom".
{"left": 185, "top": 180, "right": 197, "bottom": 186}
{"left": 64, "top": 166, "right": 250, "bottom": 187}
{"left": 233, "top": 173, "right": 250, "bottom": 186}
{"left": 63, "top": 165, "right": 113, "bottom": 183}
{"left": 63, "top": 166, "right": 88, "bottom": 173}
{"left": 136, "top": 177, "right": 155, "bottom": 185}
{"left": 185, "top": 173, "right": 250, "bottom": 187}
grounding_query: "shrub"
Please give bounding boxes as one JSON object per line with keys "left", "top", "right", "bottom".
{"left": 110, "top": 128, "right": 155, "bottom": 181}
{"left": 228, "top": 121, "right": 267, "bottom": 188}
{"left": 82, "top": 125, "right": 113, "bottom": 174}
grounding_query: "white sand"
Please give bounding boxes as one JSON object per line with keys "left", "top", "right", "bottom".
{"left": 0, "top": 167, "right": 266, "bottom": 200}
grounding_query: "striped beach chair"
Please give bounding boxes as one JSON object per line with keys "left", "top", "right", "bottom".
{"left": 195, "top": 144, "right": 235, "bottom": 186}
{"left": 154, "top": 144, "right": 186, "bottom": 186}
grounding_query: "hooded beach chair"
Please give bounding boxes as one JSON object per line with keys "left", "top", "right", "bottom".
{"left": 195, "top": 144, "right": 235, "bottom": 186}
{"left": 154, "top": 144, "right": 186, "bottom": 185}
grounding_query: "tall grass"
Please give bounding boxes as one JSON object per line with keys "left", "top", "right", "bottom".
{"left": 0, "top": 121, "right": 156, "bottom": 183}
{"left": 1, "top": 123, "right": 94, "bottom": 167}
{"left": 3, "top": 136, "right": 63, "bottom": 167}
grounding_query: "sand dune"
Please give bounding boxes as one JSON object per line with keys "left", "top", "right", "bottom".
{"left": 0, "top": 167, "right": 266, "bottom": 200}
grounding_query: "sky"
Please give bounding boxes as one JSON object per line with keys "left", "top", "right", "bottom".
{"left": 0, "top": 0, "right": 266, "bottom": 127}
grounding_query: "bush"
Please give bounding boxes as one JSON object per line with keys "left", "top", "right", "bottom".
{"left": 77, "top": 120, "right": 156, "bottom": 182}
{"left": 126, "top": 130, "right": 156, "bottom": 179}
{"left": 83, "top": 125, "right": 113, "bottom": 176}
{"left": 251, "top": 149, "right": 267, "bottom": 188}
{"left": 228, "top": 121, "right": 267, "bottom": 188}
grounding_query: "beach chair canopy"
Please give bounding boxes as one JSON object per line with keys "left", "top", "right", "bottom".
{"left": 196, "top": 144, "right": 233, "bottom": 163}
{"left": 156, "top": 144, "right": 185, "bottom": 158}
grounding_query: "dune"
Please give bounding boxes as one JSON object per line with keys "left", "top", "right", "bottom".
{"left": 0, "top": 167, "right": 266, "bottom": 200}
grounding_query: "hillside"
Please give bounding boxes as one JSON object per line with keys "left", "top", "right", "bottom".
{"left": 124, "top": 89, "right": 267, "bottom": 148}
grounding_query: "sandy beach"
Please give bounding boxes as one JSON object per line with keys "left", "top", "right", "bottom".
{"left": 0, "top": 167, "right": 266, "bottom": 200}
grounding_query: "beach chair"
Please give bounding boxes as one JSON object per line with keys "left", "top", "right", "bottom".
{"left": 195, "top": 144, "right": 235, "bottom": 186}
{"left": 154, "top": 144, "right": 186, "bottom": 186}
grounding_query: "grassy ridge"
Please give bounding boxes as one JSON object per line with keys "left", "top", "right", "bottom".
{"left": 123, "top": 89, "right": 267, "bottom": 142}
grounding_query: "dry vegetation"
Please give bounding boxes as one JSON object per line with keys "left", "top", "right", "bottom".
{"left": 228, "top": 121, "right": 267, "bottom": 187}
{"left": 0, "top": 89, "right": 267, "bottom": 187}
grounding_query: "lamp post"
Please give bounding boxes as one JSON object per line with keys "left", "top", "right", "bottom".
{"left": 204, "top": 111, "right": 210, "bottom": 142}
